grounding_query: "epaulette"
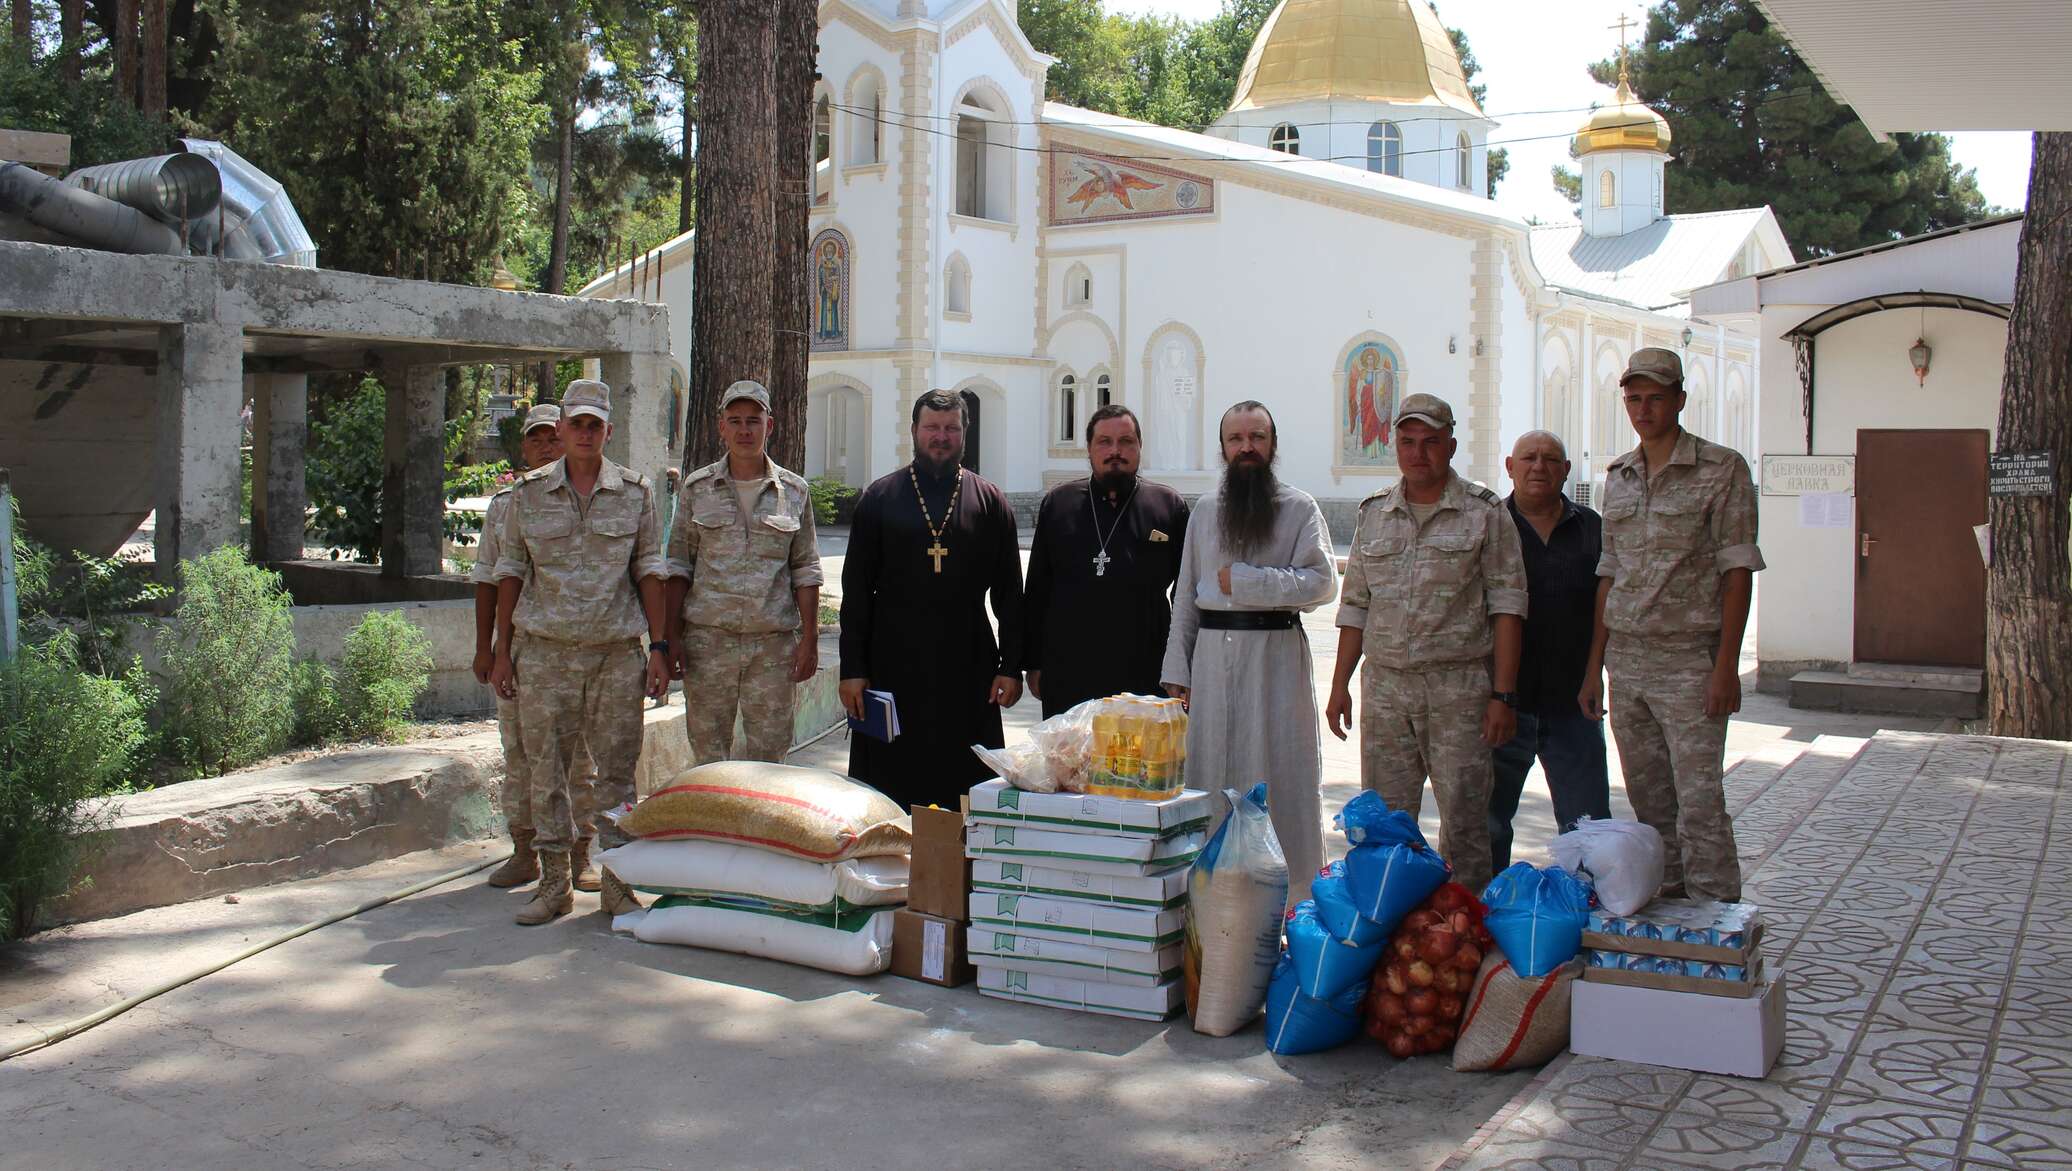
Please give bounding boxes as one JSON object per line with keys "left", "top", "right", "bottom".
{"left": 1358, "top": 484, "right": 1394, "bottom": 508}
{"left": 1696, "top": 439, "right": 1735, "bottom": 465}
{"left": 1465, "top": 483, "right": 1501, "bottom": 506}
{"left": 519, "top": 463, "right": 556, "bottom": 483}
{"left": 681, "top": 463, "right": 722, "bottom": 488}
{"left": 774, "top": 465, "right": 811, "bottom": 493}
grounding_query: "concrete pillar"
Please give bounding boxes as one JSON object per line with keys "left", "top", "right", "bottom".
{"left": 601, "top": 350, "right": 675, "bottom": 490}
{"left": 154, "top": 322, "right": 244, "bottom": 584}
{"left": 248, "top": 372, "right": 308, "bottom": 564}
{"left": 380, "top": 364, "right": 445, "bottom": 577}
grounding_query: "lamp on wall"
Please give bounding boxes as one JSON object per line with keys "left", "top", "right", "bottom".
{"left": 1681, "top": 326, "right": 1693, "bottom": 348}
{"left": 1910, "top": 337, "right": 1933, "bottom": 386}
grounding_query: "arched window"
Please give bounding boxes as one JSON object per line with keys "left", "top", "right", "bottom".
{"left": 1269, "top": 122, "right": 1299, "bottom": 155}
{"left": 848, "top": 74, "right": 882, "bottom": 165}
{"left": 812, "top": 92, "right": 833, "bottom": 204}
{"left": 1599, "top": 169, "right": 1616, "bottom": 208}
{"left": 1064, "top": 262, "right": 1091, "bottom": 308}
{"left": 1457, "top": 132, "right": 1472, "bottom": 189}
{"left": 1367, "top": 121, "right": 1403, "bottom": 176}
{"left": 1095, "top": 372, "right": 1112, "bottom": 408}
{"left": 1057, "top": 372, "right": 1077, "bottom": 442}
{"left": 953, "top": 87, "right": 1011, "bottom": 221}
{"left": 944, "top": 254, "right": 971, "bottom": 317}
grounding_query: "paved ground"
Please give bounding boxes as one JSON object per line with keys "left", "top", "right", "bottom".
{"left": 1, "top": 534, "right": 1968, "bottom": 1170}
{"left": 1441, "top": 730, "right": 2072, "bottom": 1171}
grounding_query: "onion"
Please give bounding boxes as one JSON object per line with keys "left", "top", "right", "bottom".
{"left": 1374, "top": 994, "right": 1406, "bottom": 1024}
{"left": 1437, "top": 993, "right": 1463, "bottom": 1021}
{"left": 1454, "top": 942, "right": 1482, "bottom": 972}
{"left": 1393, "top": 937, "right": 1418, "bottom": 961}
{"left": 1405, "top": 988, "right": 1437, "bottom": 1016}
{"left": 1403, "top": 1014, "right": 1432, "bottom": 1037}
{"left": 1384, "top": 965, "right": 1408, "bottom": 997}
{"left": 1405, "top": 909, "right": 1443, "bottom": 932}
{"left": 1449, "top": 910, "right": 1475, "bottom": 937}
{"left": 1407, "top": 960, "right": 1435, "bottom": 988}
{"left": 1434, "top": 965, "right": 1462, "bottom": 994}
{"left": 1418, "top": 930, "right": 1460, "bottom": 964}
{"left": 1385, "top": 1032, "right": 1415, "bottom": 1058}
{"left": 1429, "top": 1025, "right": 1456, "bottom": 1048}
{"left": 1430, "top": 885, "right": 1471, "bottom": 914}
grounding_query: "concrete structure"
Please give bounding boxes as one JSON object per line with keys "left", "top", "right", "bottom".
{"left": 0, "top": 240, "right": 672, "bottom": 576}
{"left": 583, "top": 0, "right": 1789, "bottom": 532}
{"left": 1693, "top": 217, "right": 2020, "bottom": 712}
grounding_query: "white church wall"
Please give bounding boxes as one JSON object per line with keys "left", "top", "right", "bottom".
{"left": 1581, "top": 151, "right": 1667, "bottom": 239}
{"left": 1214, "top": 101, "right": 1487, "bottom": 196}
{"left": 1754, "top": 303, "right": 2006, "bottom": 676}
{"left": 815, "top": 21, "right": 904, "bottom": 351}
{"left": 1493, "top": 251, "right": 1537, "bottom": 497}
{"left": 936, "top": 42, "right": 1042, "bottom": 361}
{"left": 1044, "top": 313, "right": 1122, "bottom": 452}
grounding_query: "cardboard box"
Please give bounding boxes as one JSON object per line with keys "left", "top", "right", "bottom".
{"left": 1583, "top": 949, "right": 1764, "bottom": 998}
{"left": 966, "top": 780, "right": 1212, "bottom": 838}
{"left": 970, "top": 861, "right": 1191, "bottom": 910}
{"left": 964, "top": 823, "right": 1205, "bottom": 876}
{"left": 1570, "top": 972, "right": 1789, "bottom": 1078}
{"left": 890, "top": 909, "right": 975, "bottom": 987}
{"left": 974, "top": 965, "right": 1183, "bottom": 1021}
{"left": 968, "top": 927, "right": 1184, "bottom": 987}
{"left": 907, "top": 805, "right": 971, "bottom": 921}
{"left": 967, "top": 892, "right": 1188, "bottom": 952}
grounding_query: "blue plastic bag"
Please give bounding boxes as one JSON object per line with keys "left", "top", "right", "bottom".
{"left": 1480, "top": 862, "right": 1592, "bottom": 978}
{"left": 1310, "top": 862, "right": 1388, "bottom": 948}
{"left": 1335, "top": 794, "right": 1450, "bottom": 935}
{"left": 1262, "top": 952, "right": 1365, "bottom": 1055}
{"left": 1285, "top": 899, "right": 1385, "bottom": 999}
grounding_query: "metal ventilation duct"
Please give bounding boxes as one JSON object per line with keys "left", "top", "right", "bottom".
{"left": 0, "top": 161, "right": 185, "bottom": 255}
{"left": 178, "top": 138, "right": 318, "bottom": 267}
{"left": 64, "top": 154, "right": 222, "bottom": 224}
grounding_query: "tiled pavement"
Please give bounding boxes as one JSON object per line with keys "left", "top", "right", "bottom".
{"left": 1438, "top": 730, "right": 2072, "bottom": 1171}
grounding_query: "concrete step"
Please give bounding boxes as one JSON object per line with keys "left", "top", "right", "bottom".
{"left": 1847, "top": 661, "right": 1983, "bottom": 689}
{"left": 1789, "top": 669, "right": 1983, "bottom": 719}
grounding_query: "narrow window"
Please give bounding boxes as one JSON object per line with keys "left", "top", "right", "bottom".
{"left": 1058, "top": 374, "right": 1077, "bottom": 442}
{"left": 1096, "top": 373, "right": 1112, "bottom": 408}
{"left": 1599, "top": 169, "right": 1616, "bottom": 208}
{"left": 1367, "top": 121, "right": 1403, "bottom": 177}
{"left": 1457, "top": 132, "right": 1472, "bottom": 189}
{"left": 813, "top": 94, "right": 832, "bottom": 204}
{"left": 956, "top": 115, "right": 987, "bottom": 217}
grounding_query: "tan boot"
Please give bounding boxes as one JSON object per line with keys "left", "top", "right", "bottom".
{"left": 570, "top": 837, "right": 602, "bottom": 893}
{"left": 486, "top": 828, "right": 540, "bottom": 888}
{"left": 599, "top": 868, "right": 643, "bottom": 916}
{"left": 515, "top": 850, "right": 574, "bottom": 925}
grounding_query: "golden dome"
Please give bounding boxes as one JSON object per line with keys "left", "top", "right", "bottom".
{"left": 1226, "top": 0, "right": 1484, "bottom": 118}
{"left": 1574, "top": 75, "right": 1672, "bottom": 156}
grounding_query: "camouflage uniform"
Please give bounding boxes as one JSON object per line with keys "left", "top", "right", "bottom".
{"left": 1598, "top": 428, "right": 1764, "bottom": 902}
{"left": 1338, "top": 470, "right": 1528, "bottom": 896}
{"left": 493, "top": 455, "right": 666, "bottom": 854}
{"left": 667, "top": 454, "right": 823, "bottom": 764}
{"left": 475, "top": 488, "right": 595, "bottom": 836}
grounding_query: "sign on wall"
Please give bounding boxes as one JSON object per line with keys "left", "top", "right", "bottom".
{"left": 1988, "top": 451, "right": 2055, "bottom": 497}
{"left": 1761, "top": 454, "right": 1855, "bottom": 496}
{"left": 1047, "top": 150, "right": 1214, "bottom": 227}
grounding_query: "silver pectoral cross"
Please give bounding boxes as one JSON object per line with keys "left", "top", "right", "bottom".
{"left": 1093, "top": 550, "right": 1111, "bottom": 577}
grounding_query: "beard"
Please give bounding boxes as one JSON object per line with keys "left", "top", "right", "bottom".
{"left": 1092, "top": 462, "right": 1136, "bottom": 497}
{"left": 1218, "top": 452, "right": 1280, "bottom": 559}
{"left": 915, "top": 448, "right": 963, "bottom": 478}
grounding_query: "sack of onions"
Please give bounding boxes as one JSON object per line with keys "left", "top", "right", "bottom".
{"left": 1359, "top": 882, "right": 1492, "bottom": 1058}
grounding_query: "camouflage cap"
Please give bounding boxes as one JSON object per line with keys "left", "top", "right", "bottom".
{"left": 1394, "top": 392, "right": 1456, "bottom": 431}
{"left": 562, "top": 379, "right": 611, "bottom": 421}
{"left": 1620, "top": 347, "right": 1684, "bottom": 388}
{"left": 521, "top": 403, "right": 562, "bottom": 434}
{"left": 720, "top": 379, "right": 771, "bottom": 412}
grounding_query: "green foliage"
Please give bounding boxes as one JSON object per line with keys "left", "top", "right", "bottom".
{"left": 290, "top": 657, "right": 344, "bottom": 747}
{"left": 158, "top": 548, "right": 298, "bottom": 776}
{"left": 338, "top": 612, "right": 433, "bottom": 741}
{"left": 807, "top": 475, "right": 858, "bottom": 526}
{"left": 1443, "top": 23, "right": 1507, "bottom": 194}
{"left": 1019, "top": 0, "right": 1275, "bottom": 131}
{"left": 0, "top": 45, "right": 171, "bottom": 168}
{"left": 1601, "top": 0, "right": 1994, "bottom": 256}
{"left": 11, "top": 498, "right": 171, "bottom": 678}
{"left": 0, "top": 632, "right": 152, "bottom": 941}
{"left": 306, "top": 377, "right": 388, "bottom": 562}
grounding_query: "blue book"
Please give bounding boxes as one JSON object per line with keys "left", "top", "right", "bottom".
{"left": 848, "top": 689, "right": 901, "bottom": 742}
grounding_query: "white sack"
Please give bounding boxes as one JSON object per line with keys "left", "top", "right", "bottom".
{"left": 1550, "top": 817, "right": 1665, "bottom": 916}
{"left": 597, "top": 839, "right": 908, "bottom": 910}
{"left": 623, "top": 902, "right": 897, "bottom": 976}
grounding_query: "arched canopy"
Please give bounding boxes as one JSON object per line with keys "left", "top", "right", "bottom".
{"left": 1783, "top": 290, "right": 2011, "bottom": 454}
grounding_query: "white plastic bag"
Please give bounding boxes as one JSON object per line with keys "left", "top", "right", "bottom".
{"left": 596, "top": 839, "right": 909, "bottom": 911}
{"left": 1185, "top": 783, "right": 1290, "bottom": 1036}
{"left": 1549, "top": 817, "right": 1665, "bottom": 916}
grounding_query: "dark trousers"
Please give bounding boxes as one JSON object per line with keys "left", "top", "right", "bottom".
{"left": 1489, "top": 708, "right": 1613, "bottom": 872}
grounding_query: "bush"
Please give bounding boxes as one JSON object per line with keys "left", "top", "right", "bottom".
{"left": 339, "top": 612, "right": 433, "bottom": 741}
{"left": 290, "top": 657, "right": 343, "bottom": 747}
{"left": 807, "top": 475, "right": 858, "bottom": 526}
{"left": 158, "top": 548, "right": 298, "bottom": 776}
{"left": 0, "top": 632, "right": 152, "bottom": 940}
{"left": 305, "top": 378, "right": 388, "bottom": 562}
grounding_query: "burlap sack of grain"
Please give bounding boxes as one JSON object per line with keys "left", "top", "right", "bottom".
{"left": 618, "top": 762, "right": 912, "bottom": 861}
{"left": 1451, "top": 951, "right": 1579, "bottom": 1072}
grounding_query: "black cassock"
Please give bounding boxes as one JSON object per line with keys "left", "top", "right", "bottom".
{"left": 1023, "top": 476, "right": 1190, "bottom": 718}
{"left": 840, "top": 462, "right": 1024, "bottom": 809}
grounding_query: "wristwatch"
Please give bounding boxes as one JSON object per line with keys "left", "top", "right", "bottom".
{"left": 1490, "top": 691, "right": 1519, "bottom": 708}
{"left": 649, "top": 640, "right": 671, "bottom": 655}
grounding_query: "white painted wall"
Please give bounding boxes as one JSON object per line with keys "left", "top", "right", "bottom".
{"left": 935, "top": 37, "right": 1043, "bottom": 363}
{"left": 1580, "top": 150, "right": 1668, "bottom": 239}
{"left": 1210, "top": 100, "right": 1491, "bottom": 198}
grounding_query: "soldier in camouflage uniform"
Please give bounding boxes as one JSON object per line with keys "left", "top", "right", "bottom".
{"left": 1327, "top": 393, "right": 1528, "bottom": 896}
{"left": 665, "top": 380, "right": 824, "bottom": 764}
{"left": 490, "top": 379, "right": 673, "bottom": 925}
{"left": 1581, "top": 348, "right": 1763, "bottom": 903}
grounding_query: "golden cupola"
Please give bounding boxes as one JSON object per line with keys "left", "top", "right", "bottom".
{"left": 1225, "top": 0, "right": 1485, "bottom": 118}
{"left": 1574, "top": 66, "right": 1672, "bottom": 156}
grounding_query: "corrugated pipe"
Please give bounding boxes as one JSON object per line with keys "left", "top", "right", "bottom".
{"left": 179, "top": 138, "right": 317, "bottom": 267}
{"left": 63, "top": 154, "right": 222, "bottom": 224}
{"left": 0, "top": 161, "right": 186, "bottom": 255}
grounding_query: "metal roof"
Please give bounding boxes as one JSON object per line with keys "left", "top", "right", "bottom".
{"left": 1528, "top": 208, "right": 1776, "bottom": 312}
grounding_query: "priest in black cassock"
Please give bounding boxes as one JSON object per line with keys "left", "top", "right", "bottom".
{"left": 1024, "top": 404, "right": 1190, "bottom": 718}
{"left": 839, "top": 389, "right": 1025, "bottom": 809}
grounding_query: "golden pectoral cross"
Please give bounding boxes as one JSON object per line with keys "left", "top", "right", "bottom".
{"left": 927, "top": 541, "right": 948, "bottom": 573}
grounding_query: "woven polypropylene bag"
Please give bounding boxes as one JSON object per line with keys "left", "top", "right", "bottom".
{"left": 619, "top": 762, "right": 912, "bottom": 861}
{"left": 1451, "top": 950, "right": 1579, "bottom": 1072}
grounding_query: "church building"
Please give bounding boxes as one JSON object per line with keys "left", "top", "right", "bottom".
{"left": 582, "top": 0, "right": 1793, "bottom": 527}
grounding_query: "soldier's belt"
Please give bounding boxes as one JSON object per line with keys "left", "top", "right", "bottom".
{"left": 1198, "top": 611, "right": 1299, "bottom": 631}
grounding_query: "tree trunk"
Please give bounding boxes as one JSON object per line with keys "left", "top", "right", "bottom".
{"left": 544, "top": 97, "right": 575, "bottom": 295}
{"left": 766, "top": 0, "right": 814, "bottom": 474}
{"left": 1987, "top": 131, "right": 2072, "bottom": 738}
{"left": 684, "top": 0, "right": 776, "bottom": 470}
{"left": 59, "top": 0, "right": 82, "bottom": 82}
{"left": 112, "top": 0, "right": 138, "bottom": 106}
{"left": 678, "top": 69, "right": 695, "bottom": 236}
{"left": 10, "top": 0, "right": 29, "bottom": 55}
{"left": 140, "top": 0, "right": 166, "bottom": 119}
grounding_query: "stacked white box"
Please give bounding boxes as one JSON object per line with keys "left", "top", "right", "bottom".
{"left": 963, "top": 780, "right": 1209, "bottom": 1020}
